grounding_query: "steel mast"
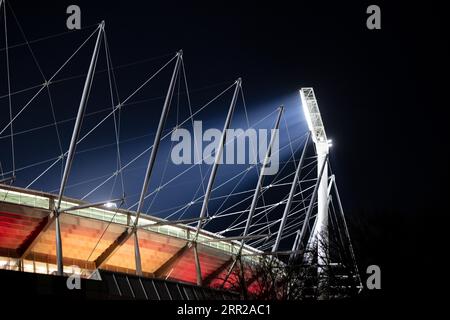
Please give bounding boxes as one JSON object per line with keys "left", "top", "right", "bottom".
{"left": 299, "top": 88, "right": 331, "bottom": 287}
{"left": 132, "top": 50, "right": 183, "bottom": 275}
{"left": 221, "top": 106, "right": 284, "bottom": 288}
{"left": 54, "top": 22, "right": 104, "bottom": 276}
{"left": 272, "top": 131, "right": 310, "bottom": 253}
{"left": 191, "top": 78, "right": 241, "bottom": 285}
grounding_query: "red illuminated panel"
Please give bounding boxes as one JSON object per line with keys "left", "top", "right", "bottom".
{"left": 209, "top": 263, "right": 259, "bottom": 294}
{"left": 165, "top": 244, "right": 230, "bottom": 284}
{"left": 209, "top": 267, "right": 241, "bottom": 290}
{"left": 0, "top": 211, "right": 45, "bottom": 251}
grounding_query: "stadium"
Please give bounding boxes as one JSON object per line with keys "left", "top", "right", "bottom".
{"left": 0, "top": 1, "right": 361, "bottom": 300}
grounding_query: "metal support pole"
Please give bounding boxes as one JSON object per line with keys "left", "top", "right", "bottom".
{"left": 55, "top": 23, "right": 104, "bottom": 210}
{"left": 54, "top": 22, "right": 104, "bottom": 276}
{"left": 193, "top": 242, "right": 202, "bottom": 286}
{"left": 133, "top": 51, "right": 182, "bottom": 226}
{"left": 237, "top": 257, "right": 248, "bottom": 299}
{"left": 315, "top": 146, "right": 329, "bottom": 284}
{"left": 305, "top": 175, "right": 334, "bottom": 257}
{"left": 290, "top": 154, "right": 328, "bottom": 262}
{"left": 332, "top": 175, "right": 363, "bottom": 290}
{"left": 291, "top": 229, "right": 301, "bottom": 253}
{"left": 272, "top": 132, "right": 310, "bottom": 252}
{"left": 304, "top": 211, "right": 319, "bottom": 264}
{"left": 133, "top": 231, "right": 142, "bottom": 276}
{"left": 193, "top": 78, "right": 241, "bottom": 240}
{"left": 221, "top": 106, "right": 283, "bottom": 288}
{"left": 55, "top": 215, "right": 64, "bottom": 274}
{"left": 221, "top": 258, "right": 237, "bottom": 289}
{"left": 191, "top": 78, "right": 241, "bottom": 286}
{"left": 240, "top": 106, "right": 283, "bottom": 248}
{"left": 131, "top": 51, "right": 182, "bottom": 275}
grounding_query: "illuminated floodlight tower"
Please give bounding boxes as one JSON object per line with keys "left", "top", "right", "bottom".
{"left": 299, "top": 88, "right": 331, "bottom": 272}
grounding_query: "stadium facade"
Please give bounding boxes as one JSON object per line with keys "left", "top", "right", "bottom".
{"left": 0, "top": 185, "right": 259, "bottom": 290}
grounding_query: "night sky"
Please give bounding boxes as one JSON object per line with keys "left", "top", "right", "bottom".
{"left": 0, "top": 0, "right": 447, "bottom": 300}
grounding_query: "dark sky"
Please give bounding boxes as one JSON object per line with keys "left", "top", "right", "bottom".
{"left": 1, "top": 0, "right": 448, "bottom": 299}
{"left": 4, "top": 0, "right": 444, "bottom": 211}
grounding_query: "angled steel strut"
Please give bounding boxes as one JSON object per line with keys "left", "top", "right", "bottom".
{"left": 272, "top": 131, "right": 310, "bottom": 253}
{"left": 221, "top": 106, "right": 284, "bottom": 288}
{"left": 54, "top": 22, "right": 104, "bottom": 276}
{"left": 132, "top": 50, "right": 183, "bottom": 275}
{"left": 191, "top": 78, "right": 241, "bottom": 285}
{"left": 290, "top": 153, "right": 329, "bottom": 262}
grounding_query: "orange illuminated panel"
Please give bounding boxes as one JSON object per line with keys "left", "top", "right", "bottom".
{"left": 105, "top": 229, "right": 187, "bottom": 274}
{"left": 29, "top": 213, "right": 127, "bottom": 265}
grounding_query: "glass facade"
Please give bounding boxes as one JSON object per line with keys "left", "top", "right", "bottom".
{"left": 0, "top": 188, "right": 49, "bottom": 209}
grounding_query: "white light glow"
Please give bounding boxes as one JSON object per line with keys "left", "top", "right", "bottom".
{"left": 104, "top": 202, "right": 117, "bottom": 208}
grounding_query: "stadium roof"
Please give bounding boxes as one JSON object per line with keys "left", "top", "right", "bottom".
{"left": 0, "top": 185, "right": 260, "bottom": 286}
